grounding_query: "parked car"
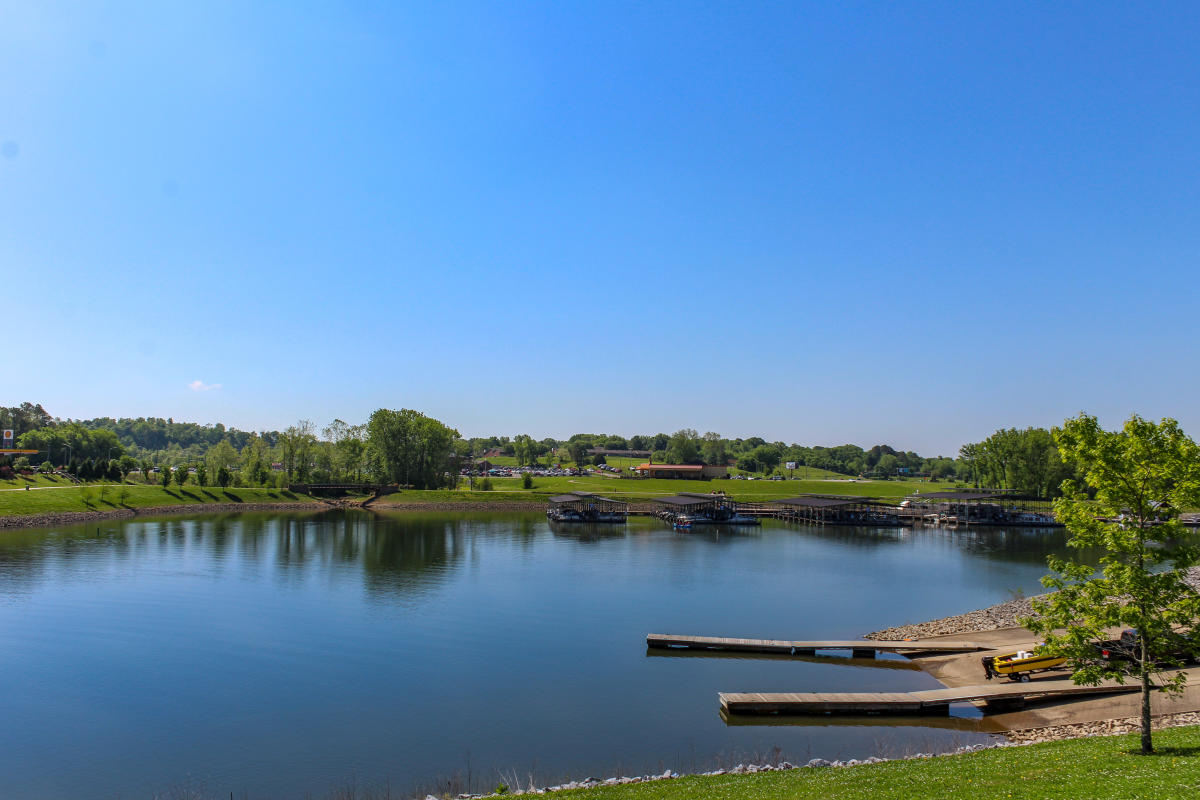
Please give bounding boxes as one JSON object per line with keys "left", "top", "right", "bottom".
{"left": 1093, "top": 629, "right": 1198, "bottom": 665}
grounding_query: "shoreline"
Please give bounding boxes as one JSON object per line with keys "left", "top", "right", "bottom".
{"left": 0, "top": 502, "right": 325, "bottom": 531}
{"left": 0, "top": 498, "right": 559, "bottom": 532}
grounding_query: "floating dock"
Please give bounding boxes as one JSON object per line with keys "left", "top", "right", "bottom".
{"left": 719, "top": 680, "right": 1142, "bottom": 715}
{"left": 646, "top": 633, "right": 989, "bottom": 658}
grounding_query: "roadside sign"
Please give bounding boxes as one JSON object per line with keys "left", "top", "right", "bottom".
{"left": 2, "top": 429, "right": 13, "bottom": 448}
{"left": 785, "top": 461, "right": 797, "bottom": 470}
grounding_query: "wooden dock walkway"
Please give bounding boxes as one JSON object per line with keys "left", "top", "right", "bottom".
{"left": 719, "top": 680, "right": 1142, "bottom": 715}
{"left": 646, "top": 633, "right": 990, "bottom": 658}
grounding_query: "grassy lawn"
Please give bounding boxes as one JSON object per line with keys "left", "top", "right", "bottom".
{"left": 548, "top": 727, "right": 1200, "bottom": 800}
{"left": 386, "top": 476, "right": 956, "bottom": 504}
{"left": 478, "top": 454, "right": 850, "bottom": 481}
{"left": 0, "top": 475, "right": 318, "bottom": 517}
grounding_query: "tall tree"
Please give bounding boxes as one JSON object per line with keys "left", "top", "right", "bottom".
{"left": 366, "top": 409, "right": 459, "bottom": 489}
{"left": 666, "top": 429, "right": 700, "bottom": 464}
{"left": 278, "top": 420, "right": 317, "bottom": 481}
{"left": 1026, "top": 414, "right": 1200, "bottom": 755}
{"left": 565, "top": 440, "right": 588, "bottom": 467}
{"left": 701, "top": 432, "right": 726, "bottom": 467}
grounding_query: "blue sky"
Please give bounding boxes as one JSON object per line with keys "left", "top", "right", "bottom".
{"left": 3, "top": 1, "right": 1198, "bottom": 455}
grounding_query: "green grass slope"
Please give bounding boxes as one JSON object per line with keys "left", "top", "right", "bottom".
{"left": 383, "top": 476, "right": 955, "bottom": 505}
{"left": 549, "top": 727, "right": 1200, "bottom": 800}
{"left": 0, "top": 475, "right": 318, "bottom": 517}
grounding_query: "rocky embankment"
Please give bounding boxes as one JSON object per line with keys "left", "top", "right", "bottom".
{"left": 0, "top": 503, "right": 323, "bottom": 530}
{"left": 865, "top": 566, "right": 1200, "bottom": 641}
{"left": 1005, "top": 711, "right": 1200, "bottom": 744}
{"left": 369, "top": 501, "right": 547, "bottom": 512}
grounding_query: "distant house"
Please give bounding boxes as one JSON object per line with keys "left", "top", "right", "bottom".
{"left": 481, "top": 448, "right": 505, "bottom": 458}
{"left": 635, "top": 463, "right": 727, "bottom": 480}
{"left": 270, "top": 462, "right": 285, "bottom": 471}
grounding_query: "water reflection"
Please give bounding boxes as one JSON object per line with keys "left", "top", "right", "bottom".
{"left": 0, "top": 514, "right": 1099, "bottom": 605}
{"left": 0, "top": 510, "right": 1103, "bottom": 799}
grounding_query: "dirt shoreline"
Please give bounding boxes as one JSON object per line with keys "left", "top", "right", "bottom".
{"left": 368, "top": 500, "right": 547, "bottom": 512}
{"left": 0, "top": 499, "right": 558, "bottom": 531}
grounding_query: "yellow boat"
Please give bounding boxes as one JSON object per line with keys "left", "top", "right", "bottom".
{"left": 981, "top": 647, "right": 1067, "bottom": 681}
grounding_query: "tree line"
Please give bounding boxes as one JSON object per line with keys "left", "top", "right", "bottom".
{"left": 3, "top": 401, "right": 1095, "bottom": 498}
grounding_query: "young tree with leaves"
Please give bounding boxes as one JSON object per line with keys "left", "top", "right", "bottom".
{"left": 1026, "top": 413, "right": 1200, "bottom": 755}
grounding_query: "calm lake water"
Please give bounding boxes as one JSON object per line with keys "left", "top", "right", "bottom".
{"left": 0, "top": 511, "right": 1081, "bottom": 799}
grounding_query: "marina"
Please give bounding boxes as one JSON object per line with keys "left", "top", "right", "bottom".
{"left": 651, "top": 492, "right": 760, "bottom": 527}
{"left": 546, "top": 491, "right": 629, "bottom": 523}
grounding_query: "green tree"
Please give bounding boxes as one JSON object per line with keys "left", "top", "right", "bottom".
{"left": 1026, "top": 414, "right": 1200, "bottom": 755}
{"left": 566, "top": 441, "right": 589, "bottom": 467}
{"left": 206, "top": 439, "right": 240, "bottom": 480}
{"left": 701, "top": 432, "right": 727, "bottom": 468}
{"left": 195, "top": 464, "right": 208, "bottom": 487}
{"left": 159, "top": 468, "right": 171, "bottom": 488}
{"left": 118, "top": 455, "right": 138, "bottom": 480}
{"left": 750, "top": 444, "right": 781, "bottom": 473}
{"left": 174, "top": 465, "right": 189, "bottom": 487}
{"left": 216, "top": 465, "right": 232, "bottom": 488}
{"left": 366, "top": 408, "right": 460, "bottom": 489}
{"left": 278, "top": 420, "right": 317, "bottom": 481}
{"left": 666, "top": 429, "right": 700, "bottom": 464}
{"left": 239, "top": 435, "right": 271, "bottom": 486}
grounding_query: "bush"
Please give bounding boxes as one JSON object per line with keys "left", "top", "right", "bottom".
{"left": 476, "top": 477, "right": 493, "bottom": 491}
{"left": 38, "top": 461, "right": 53, "bottom": 473}
{"left": 159, "top": 469, "right": 171, "bottom": 488}
{"left": 13, "top": 456, "right": 30, "bottom": 471}
{"left": 522, "top": 472, "right": 533, "bottom": 489}
{"left": 174, "top": 466, "right": 189, "bottom": 487}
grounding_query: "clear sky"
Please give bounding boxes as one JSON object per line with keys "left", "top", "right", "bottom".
{"left": 4, "top": 1, "right": 1198, "bottom": 455}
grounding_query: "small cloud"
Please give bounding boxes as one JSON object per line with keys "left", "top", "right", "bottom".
{"left": 188, "top": 380, "right": 222, "bottom": 392}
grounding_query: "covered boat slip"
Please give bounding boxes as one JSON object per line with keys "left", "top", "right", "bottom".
{"left": 769, "top": 495, "right": 903, "bottom": 526}
{"left": 902, "top": 490, "right": 1059, "bottom": 526}
{"left": 651, "top": 492, "right": 759, "bottom": 525}
{"left": 546, "top": 491, "right": 628, "bottom": 523}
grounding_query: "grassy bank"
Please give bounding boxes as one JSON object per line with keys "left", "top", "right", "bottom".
{"left": 544, "top": 727, "right": 1200, "bottom": 800}
{"left": 0, "top": 475, "right": 318, "bottom": 517}
{"left": 1, "top": 473, "right": 956, "bottom": 518}
{"left": 381, "top": 476, "right": 956, "bottom": 505}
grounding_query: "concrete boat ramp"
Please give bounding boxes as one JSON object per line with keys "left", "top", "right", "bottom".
{"left": 650, "top": 631, "right": 1144, "bottom": 719}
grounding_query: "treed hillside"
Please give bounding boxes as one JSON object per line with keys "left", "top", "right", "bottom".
{"left": 2, "top": 402, "right": 1080, "bottom": 497}
{"left": 75, "top": 416, "right": 280, "bottom": 463}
